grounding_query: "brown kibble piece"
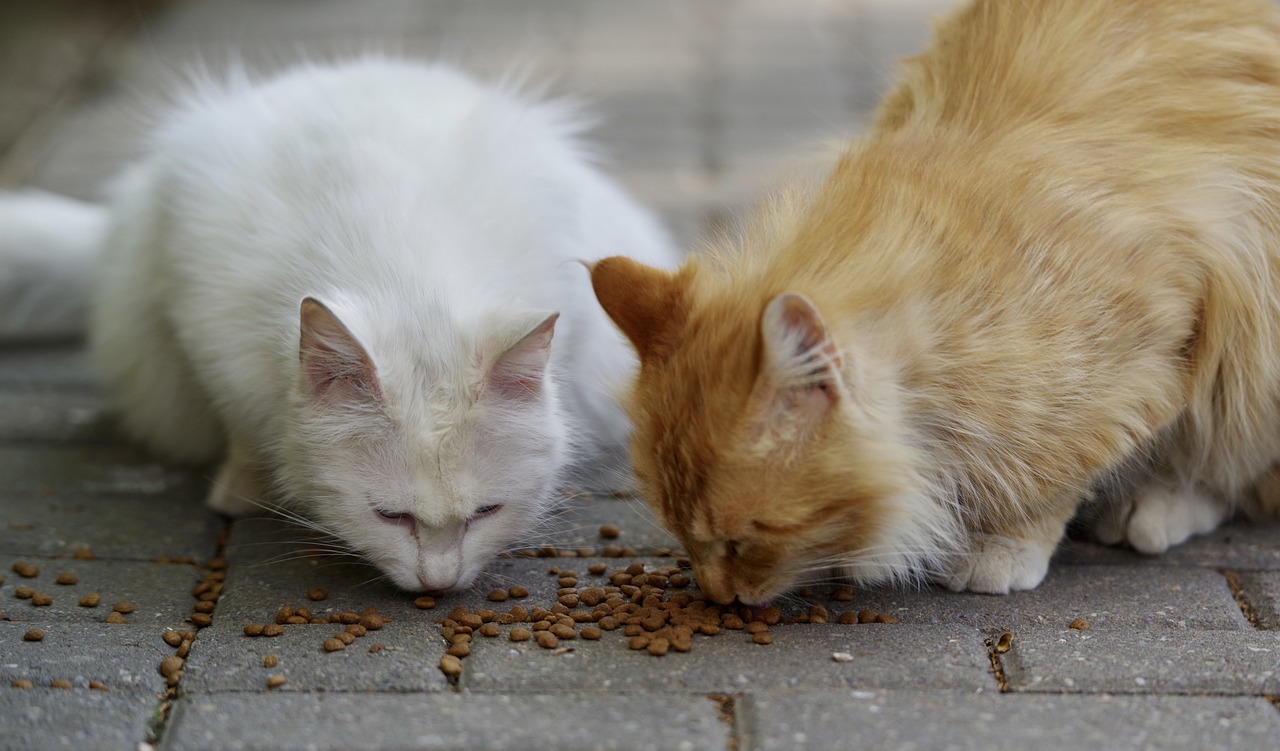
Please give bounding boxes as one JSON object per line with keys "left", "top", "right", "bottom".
{"left": 163, "top": 630, "right": 183, "bottom": 647}
{"left": 994, "top": 632, "right": 1014, "bottom": 653}
{"left": 194, "top": 601, "right": 216, "bottom": 614}
{"left": 413, "top": 595, "right": 436, "bottom": 609}
{"left": 507, "top": 585, "right": 529, "bottom": 598}
{"left": 31, "top": 593, "right": 52, "bottom": 606}
{"left": 263, "top": 624, "right": 284, "bottom": 637}
{"left": 266, "top": 674, "right": 286, "bottom": 689}
{"left": 112, "top": 601, "right": 135, "bottom": 614}
{"left": 23, "top": 629, "right": 44, "bottom": 642}
{"left": 875, "top": 612, "right": 899, "bottom": 625}
{"left": 479, "top": 623, "right": 500, "bottom": 638}
{"left": 837, "top": 611, "right": 858, "bottom": 625}
{"left": 447, "top": 641, "right": 471, "bottom": 658}
{"left": 323, "top": 638, "right": 346, "bottom": 652}
{"left": 335, "top": 631, "right": 356, "bottom": 645}
{"left": 306, "top": 588, "right": 328, "bottom": 601}
{"left": 831, "top": 585, "right": 855, "bottom": 602}
{"left": 78, "top": 592, "right": 101, "bottom": 608}
{"left": 73, "top": 548, "right": 95, "bottom": 560}
{"left": 276, "top": 606, "right": 294, "bottom": 624}
{"left": 159, "top": 656, "right": 184, "bottom": 678}
{"left": 190, "top": 613, "right": 212, "bottom": 627}
{"left": 359, "top": 614, "right": 386, "bottom": 631}
{"left": 368, "top": 643, "right": 385, "bottom": 653}
{"left": 11, "top": 679, "right": 33, "bottom": 689}
{"left": 746, "top": 622, "right": 768, "bottom": 634}
{"left": 14, "top": 586, "right": 34, "bottom": 599}
{"left": 243, "top": 624, "right": 265, "bottom": 637}
{"left": 439, "top": 654, "right": 463, "bottom": 678}
{"left": 105, "top": 612, "right": 127, "bottom": 624}
{"left": 285, "top": 615, "right": 307, "bottom": 625}
{"left": 50, "top": 679, "right": 72, "bottom": 689}
{"left": 858, "top": 609, "right": 879, "bottom": 624}
{"left": 628, "top": 635, "right": 649, "bottom": 650}
{"left": 1069, "top": 618, "right": 1090, "bottom": 630}
{"left": 487, "top": 588, "right": 509, "bottom": 602}
{"left": 509, "top": 628, "right": 532, "bottom": 642}
{"left": 89, "top": 680, "right": 108, "bottom": 691}
{"left": 550, "top": 624, "right": 577, "bottom": 640}
{"left": 12, "top": 562, "right": 38, "bottom": 578}
{"left": 534, "top": 631, "right": 559, "bottom": 649}
{"left": 176, "top": 641, "right": 191, "bottom": 658}
{"left": 345, "top": 624, "right": 367, "bottom": 637}
{"left": 752, "top": 632, "right": 774, "bottom": 645}
{"left": 263, "top": 655, "right": 279, "bottom": 668}
{"left": 646, "top": 637, "right": 670, "bottom": 656}
{"left": 55, "top": 572, "right": 77, "bottom": 585}
{"left": 599, "top": 523, "right": 621, "bottom": 539}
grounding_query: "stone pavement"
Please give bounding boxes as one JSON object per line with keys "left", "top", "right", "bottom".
{"left": 1, "top": 1, "right": 1278, "bottom": 749}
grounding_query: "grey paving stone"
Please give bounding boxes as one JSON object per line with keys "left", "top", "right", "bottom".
{"left": 463, "top": 625, "right": 992, "bottom": 693}
{"left": 0, "top": 389, "right": 117, "bottom": 445}
{"left": 1002, "top": 629, "right": 1280, "bottom": 695}
{"left": 0, "top": 345, "right": 95, "bottom": 389}
{"left": 742, "top": 690, "right": 1280, "bottom": 751}
{"left": 162, "top": 691, "right": 729, "bottom": 751}
{"left": 1055, "top": 520, "right": 1280, "bottom": 571}
{"left": 0, "top": 688, "right": 158, "bottom": 751}
{"left": 1237, "top": 571, "right": 1280, "bottom": 630}
{"left": 0, "top": 557, "right": 199, "bottom": 629}
{"left": 0, "top": 621, "right": 170, "bottom": 694}
{"left": 851, "top": 564, "right": 1250, "bottom": 632}
{"left": 0, "top": 447, "right": 220, "bottom": 560}
{"left": 180, "top": 618, "right": 449, "bottom": 694}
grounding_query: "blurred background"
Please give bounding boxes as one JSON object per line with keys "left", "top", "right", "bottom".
{"left": 0, "top": 0, "right": 958, "bottom": 252}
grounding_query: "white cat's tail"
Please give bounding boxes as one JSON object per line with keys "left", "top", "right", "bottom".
{"left": 0, "top": 189, "right": 107, "bottom": 342}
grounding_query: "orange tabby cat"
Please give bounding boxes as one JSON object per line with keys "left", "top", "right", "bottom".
{"left": 590, "top": 0, "right": 1280, "bottom": 603}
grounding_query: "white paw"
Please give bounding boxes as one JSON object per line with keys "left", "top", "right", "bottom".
{"left": 945, "top": 534, "right": 1051, "bottom": 594}
{"left": 1126, "top": 485, "right": 1228, "bottom": 554}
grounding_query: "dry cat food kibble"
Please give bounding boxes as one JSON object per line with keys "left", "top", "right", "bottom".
{"left": 163, "top": 630, "right": 183, "bottom": 647}
{"left": 413, "top": 595, "right": 436, "bottom": 609}
{"left": 266, "top": 674, "right": 286, "bottom": 689}
{"left": 994, "top": 632, "right": 1014, "bottom": 654}
{"left": 751, "top": 632, "right": 774, "bottom": 645}
{"left": 11, "top": 561, "right": 38, "bottom": 578}
{"left": 79, "top": 593, "right": 101, "bottom": 608}
{"left": 55, "top": 572, "right": 77, "bottom": 585}
{"left": 263, "top": 655, "right": 279, "bottom": 668}
{"left": 336, "top": 631, "right": 356, "bottom": 645}
{"left": 243, "top": 624, "right": 265, "bottom": 637}
{"left": 73, "top": 548, "right": 95, "bottom": 560}
{"left": 487, "top": 589, "right": 508, "bottom": 602}
{"left": 439, "top": 654, "right": 463, "bottom": 678}
{"left": 262, "top": 624, "right": 284, "bottom": 637}
{"left": 112, "top": 601, "right": 135, "bottom": 614}
{"left": 323, "top": 638, "right": 346, "bottom": 652}
{"left": 31, "top": 593, "right": 52, "bottom": 606}
{"left": 13, "top": 586, "right": 34, "bottom": 599}
{"left": 509, "top": 628, "right": 532, "bottom": 642}
{"left": 599, "top": 523, "right": 621, "bottom": 539}
{"left": 22, "top": 629, "right": 44, "bottom": 642}
{"left": 89, "top": 681, "right": 108, "bottom": 691}
{"left": 105, "top": 611, "right": 127, "bottom": 624}
{"left": 478, "top": 623, "right": 500, "bottom": 638}
{"left": 10, "top": 679, "right": 33, "bottom": 689}
{"left": 49, "top": 679, "right": 72, "bottom": 689}
{"left": 1069, "top": 618, "right": 1090, "bottom": 630}
{"left": 307, "top": 588, "right": 328, "bottom": 601}
{"left": 190, "top": 613, "right": 212, "bottom": 627}
{"left": 368, "top": 643, "right": 385, "bottom": 653}
{"left": 534, "top": 631, "right": 559, "bottom": 649}
{"left": 159, "top": 656, "right": 184, "bottom": 678}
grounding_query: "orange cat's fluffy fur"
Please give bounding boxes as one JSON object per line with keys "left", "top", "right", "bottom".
{"left": 590, "top": 0, "right": 1280, "bottom": 604}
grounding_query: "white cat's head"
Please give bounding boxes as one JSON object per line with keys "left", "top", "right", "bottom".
{"left": 279, "top": 297, "right": 569, "bottom": 591}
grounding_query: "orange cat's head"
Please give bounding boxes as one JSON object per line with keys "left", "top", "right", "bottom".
{"left": 590, "top": 255, "right": 942, "bottom": 605}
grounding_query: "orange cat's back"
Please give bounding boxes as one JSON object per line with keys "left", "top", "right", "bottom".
{"left": 592, "top": 0, "right": 1280, "bottom": 602}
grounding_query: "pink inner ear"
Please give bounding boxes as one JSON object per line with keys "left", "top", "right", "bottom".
{"left": 487, "top": 313, "right": 558, "bottom": 401}
{"left": 299, "top": 298, "right": 382, "bottom": 403}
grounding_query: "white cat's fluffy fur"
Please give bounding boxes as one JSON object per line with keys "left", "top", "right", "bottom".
{"left": 2, "top": 59, "right": 676, "bottom": 591}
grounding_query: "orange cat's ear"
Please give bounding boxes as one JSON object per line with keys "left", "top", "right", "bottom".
{"left": 757, "top": 292, "right": 842, "bottom": 418}
{"left": 590, "top": 256, "right": 685, "bottom": 361}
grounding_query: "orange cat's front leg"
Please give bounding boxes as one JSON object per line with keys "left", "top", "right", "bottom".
{"left": 942, "top": 503, "right": 1077, "bottom": 594}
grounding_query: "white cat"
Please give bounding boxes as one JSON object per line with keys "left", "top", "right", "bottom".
{"left": 0, "top": 58, "right": 676, "bottom": 591}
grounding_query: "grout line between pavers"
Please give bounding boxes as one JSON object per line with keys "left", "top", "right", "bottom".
{"left": 1221, "top": 570, "right": 1261, "bottom": 629}
{"left": 708, "top": 693, "right": 740, "bottom": 751}
{"left": 983, "top": 630, "right": 1011, "bottom": 693}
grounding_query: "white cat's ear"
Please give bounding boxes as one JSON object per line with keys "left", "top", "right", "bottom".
{"left": 484, "top": 312, "right": 559, "bottom": 401}
{"left": 298, "top": 297, "right": 382, "bottom": 404}
{"left": 757, "top": 292, "right": 842, "bottom": 417}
